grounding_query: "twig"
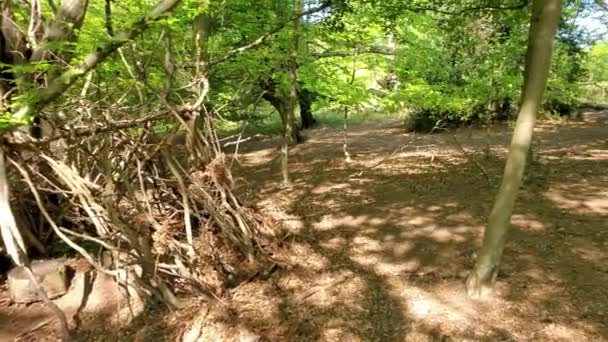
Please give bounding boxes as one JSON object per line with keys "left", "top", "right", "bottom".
{"left": 297, "top": 275, "right": 353, "bottom": 303}
{"left": 7, "top": 110, "right": 172, "bottom": 147}
{"left": 224, "top": 136, "right": 251, "bottom": 148}
{"left": 450, "top": 134, "right": 492, "bottom": 186}
{"left": 348, "top": 136, "right": 424, "bottom": 178}
{"left": 162, "top": 151, "right": 195, "bottom": 256}
{"left": 22, "top": 267, "right": 71, "bottom": 341}
{"left": 10, "top": 158, "right": 120, "bottom": 278}
{"left": 15, "top": 318, "right": 53, "bottom": 340}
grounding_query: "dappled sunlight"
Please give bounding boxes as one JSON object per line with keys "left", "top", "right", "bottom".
{"left": 545, "top": 186, "right": 608, "bottom": 215}
{"left": 224, "top": 111, "right": 608, "bottom": 340}
{"left": 311, "top": 182, "right": 351, "bottom": 194}
{"left": 312, "top": 214, "right": 386, "bottom": 231}
{"left": 542, "top": 323, "right": 593, "bottom": 341}
{"left": 299, "top": 272, "right": 366, "bottom": 310}
{"left": 401, "top": 286, "right": 472, "bottom": 324}
{"left": 512, "top": 214, "right": 547, "bottom": 233}
{"left": 239, "top": 148, "right": 276, "bottom": 165}
{"left": 318, "top": 236, "right": 348, "bottom": 251}
{"left": 289, "top": 243, "right": 332, "bottom": 272}
{"left": 570, "top": 243, "right": 607, "bottom": 267}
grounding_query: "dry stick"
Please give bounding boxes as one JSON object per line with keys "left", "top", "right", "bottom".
{"left": 15, "top": 318, "right": 53, "bottom": 340}
{"left": 347, "top": 136, "right": 424, "bottom": 178}
{"left": 8, "top": 109, "right": 172, "bottom": 147}
{"left": 162, "top": 151, "right": 195, "bottom": 255}
{"left": 0, "top": 153, "right": 71, "bottom": 341}
{"left": 10, "top": 159, "right": 120, "bottom": 278}
{"left": 22, "top": 266, "right": 71, "bottom": 341}
{"left": 0, "top": 150, "right": 27, "bottom": 263}
{"left": 450, "top": 134, "right": 492, "bottom": 185}
{"left": 297, "top": 275, "right": 353, "bottom": 303}
{"left": 5, "top": 161, "right": 70, "bottom": 341}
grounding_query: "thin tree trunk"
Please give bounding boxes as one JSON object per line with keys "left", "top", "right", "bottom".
{"left": 279, "top": 105, "right": 292, "bottom": 186}
{"left": 342, "top": 48, "right": 357, "bottom": 163}
{"left": 280, "top": 0, "right": 302, "bottom": 186}
{"left": 281, "top": 134, "right": 290, "bottom": 186}
{"left": 466, "top": 0, "right": 562, "bottom": 298}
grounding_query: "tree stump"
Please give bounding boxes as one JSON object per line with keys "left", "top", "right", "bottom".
{"left": 7, "top": 259, "right": 68, "bottom": 304}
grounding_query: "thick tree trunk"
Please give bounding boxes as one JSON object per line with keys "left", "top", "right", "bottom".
{"left": 466, "top": 0, "right": 562, "bottom": 298}
{"left": 299, "top": 87, "right": 317, "bottom": 129}
{"left": 262, "top": 90, "right": 301, "bottom": 145}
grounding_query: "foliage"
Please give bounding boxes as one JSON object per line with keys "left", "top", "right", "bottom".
{"left": 586, "top": 41, "right": 608, "bottom": 82}
{"left": 0, "top": 0, "right": 601, "bottom": 134}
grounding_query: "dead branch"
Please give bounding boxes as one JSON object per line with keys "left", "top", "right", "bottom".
{"left": 450, "top": 134, "right": 492, "bottom": 185}
{"left": 348, "top": 136, "right": 424, "bottom": 178}
{"left": 10, "top": 158, "right": 120, "bottom": 277}
{"left": 7, "top": 110, "right": 172, "bottom": 147}
{"left": 297, "top": 274, "right": 353, "bottom": 303}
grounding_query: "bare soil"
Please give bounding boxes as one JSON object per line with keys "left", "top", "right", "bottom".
{"left": 1, "top": 111, "right": 607, "bottom": 341}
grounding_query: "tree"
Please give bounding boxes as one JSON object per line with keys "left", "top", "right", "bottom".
{"left": 587, "top": 42, "right": 608, "bottom": 83}
{"left": 466, "top": 0, "right": 563, "bottom": 298}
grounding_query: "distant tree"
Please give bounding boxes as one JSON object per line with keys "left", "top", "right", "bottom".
{"left": 587, "top": 42, "right": 608, "bottom": 83}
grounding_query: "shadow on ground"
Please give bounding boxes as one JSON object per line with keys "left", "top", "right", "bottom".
{"left": 4, "top": 112, "right": 605, "bottom": 341}
{"left": 222, "top": 110, "right": 608, "bottom": 341}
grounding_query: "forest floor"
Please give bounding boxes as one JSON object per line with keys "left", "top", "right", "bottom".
{"left": 1, "top": 110, "right": 607, "bottom": 341}
{"left": 223, "top": 109, "right": 608, "bottom": 341}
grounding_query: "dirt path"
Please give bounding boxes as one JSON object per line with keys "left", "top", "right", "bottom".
{"left": 228, "top": 111, "right": 608, "bottom": 341}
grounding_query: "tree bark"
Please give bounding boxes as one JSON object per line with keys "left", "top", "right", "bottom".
{"left": 299, "top": 87, "right": 317, "bottom": 129}
{"left": 30, "top": 0, "right": 90, "bottom": 64}
{"left": 466, "top": 0, "right": 563, "bottom": 298}
{"left": 7, "top": 0, "right": 182, "bottom": 129}
{"left": 278, "top": 0, "right": 303, "bottom": 186}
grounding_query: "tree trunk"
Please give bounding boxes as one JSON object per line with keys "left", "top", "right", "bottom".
{"left": 30, "top": 0, "right": 90, "bottom": 64}
{"left": 278, "top": 104, "right": 293, "bottom": 186}
{"left": 466, "top": 0, "right": 562, "bottom": 298}
{"left": 279, "top": 0, "right": 303, "bottom": 186}
{"left": 299, "top": 87, "right": 317, "bottom": 129}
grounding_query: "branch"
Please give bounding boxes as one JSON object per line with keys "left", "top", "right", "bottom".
{"left": 105, "top": 0, "right": 114, "bottom": 36}
{"left": 209, "top": 2, "right": 330, "bottom": 66}
{"left": 5, "top": 0, "right": 182, "bottom": 133}
{"left": 47, "top": 0, "right": 58, "bottom": 15}
{"left": 450, "top": 134, "right": 492, "bottom": 186}
{"left": 7, "top": 109, "right": 174, "bottom": 147}
{"left": 313, "top": 45, "right": 396, "bottom": 59}
{"left": 391, "top": 1, "right": 529, "bottom": 15}
{"left": 596, "top": 0, "right": 608, "bottom": 11}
